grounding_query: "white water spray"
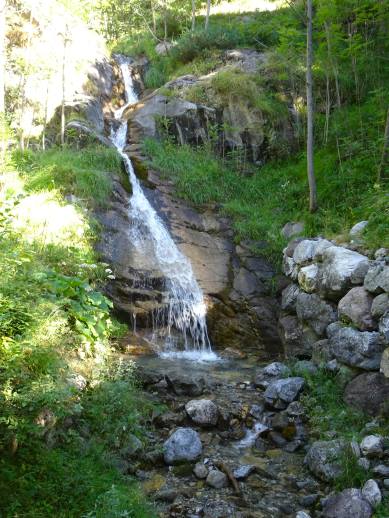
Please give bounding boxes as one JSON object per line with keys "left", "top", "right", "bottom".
{"left": 110, "top": 56, "right": 217, "bottom": 361}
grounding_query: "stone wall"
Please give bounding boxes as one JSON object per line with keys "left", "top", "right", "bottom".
{"left": 279, "top": 235, "right": 389, "bottom": 415}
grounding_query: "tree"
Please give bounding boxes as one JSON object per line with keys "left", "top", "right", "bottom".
{"left": 0, "top": 0, "right": 5, "bottom": 116}
{"left": 59, "top": 25, "right": 70, "bottom": 148}
{"left": 306, "top": 0, "right": 317, "bottom": 212}
{"left": 378, "top": 107, "right": 389, "bottom": 183}
{"left": 191, "top": 0, "right": 195, "bottom": 31}
{"left": 205, "top": 0, "right": 211, "bottom": 31}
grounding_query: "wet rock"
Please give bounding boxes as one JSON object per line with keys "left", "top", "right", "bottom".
{"left": 296, "top": 292, "right": 337, "bottom": 336}
{"left": 185, "top": 399, "right": 218, "bottom": 427}
{"left": 338, "top": 287, "right": 375, "bottom": 331}
{"left": 344, "top": 372, "right": 389, "bottom": 416}
{"left": 298, "top": 264, "right": 319, "bottom": 293}
{"left": 360, "top": 435, "right": 384, "bottom": 458}
{"left": 264, "top": 377, "right": 305, "bottom": 410}
{"left": 371, "top": 293, "right": 389, "bottom": 319}
{"left": 269, "top": 431, "right": 288, "bottom": 447}
{"left": 233, "top": 464, "right": 256, "bottom": 480}
{"left": 281, "top": 283, "right": 302, "bottom": 313}
{"left": 193, "top": 462, "right": 208, "bottom": 479}
{"left": 322, "top": 488, "right": 372, "bottom": 518}
{"left": 249, "top": 403, "right": 265, "bottom": 419}
{"left": 328, "top": 326, "right": 384, "bottom": 370}
{"left": 271, "top": 411, "right": 290, "bottom": 432}
{"left": 206, "top": 469, "right": 228, "bottom": 489}
{"left": 163, "top": 427, "right": 202, "bottom": 465}
{"left": 318, "top": 246, "right": 370, "bottom": 300}
{"left": 305, "top": 440, "right": 344, "bottom": 481}
{"left": 364, "top": 263, "right": 389, "bottom": 294}
{"left": 166, "top": 373, "right": 205, "bottom": 396}
{"left": 361, "top": 479, "right": 381, "bottom": 508}
{"left": 282, "top": 221, "right": 305, "bottom": 239}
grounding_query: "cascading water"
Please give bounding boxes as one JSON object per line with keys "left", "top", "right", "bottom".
{"left": 110, "top": 56, "right": 217, "bottom": 361}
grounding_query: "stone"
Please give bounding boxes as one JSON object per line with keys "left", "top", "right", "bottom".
{"left": 279, "top": 315, "right": 304, "bottom": 358}
{"left": 165, "top": 373, "right": 205, "bottom": 396}
{"left": 249, "top": 403, "right": 265, "bottom": 419}
{"left": 66, "top": 373, "right": 87, "bottom": 391}
{"left": 361, "top": 479, "right": 382, "bottom": 508}
{"left": 322, "top": 488, "right": 372, "bottom": 518}
{"left": 371, "top": 293, "right": 389, "bottom": 319}
{"left": 263, "top": 362, "right": 291, "bottom": 377}
{"left": 360, "top": 435, "right": 384, "bottom": 458}
{"left": 155, "top": 41, "right": 174, "bottom": 55}
{"left": 185, "top": 399, "right": 218, "bottom": 427}
{"left": 124, "top": 434, "right": 143, "bottom": 457}
{"left": 155, "top": 488, "right": 177, "bottom": 502}
{"left": 298, "top": 264, "right": 319, "bottom": 293}
{"left": 163, "top": 428, "right": 202, "bottom": 465}
{"left": 328, "top": 327, "right": 384, "bottom": 370}
{"left": 381, "top": 348, "right": 389, "bottom": 378}
{"left": 206, "top": 469, "right": 228, "bottom": 489}
{"left": 193, "top": 462, "right": 208, "bottom": 479}
{"left": 350, "top": 221, "right": 369, "bottom": 239}
{"left": 284, "top": 238, "right": 306, "bottom": 258}
{"left": 287, "top": 401, "right": 305, "bottom": 417}
{"left": 264, "top": 377, "right": 305, "bottom": 410}
{"left": 379, "top": 311, "right": 389, "bottom": 342}
{"left": 312, "top": 339, "right": 332, "bottom": 364}
{"left": 384, "top": 479, "right": 389, "bottom": 488}
{"left": 283, "top": 255, "right": 299, "bottom": 280}
{"left": 296, "top": 292, "right": 337, "bottom": 336}
{"left": 293, "top": 239, "right": 322, "bottom": 265}
{"left": 344, "top": 372, "right": 389, "bottom": 416}
{"left": 233, "top": 464, "right": 256, "bottom": 480}
{"left": 338, "top": 287, "right": 375, "bottom": 331}
{"left": 358, "top": 458, "right": 370, "bottom": 470}
{"left": 305, "top": 440, "right": 344, "bottom": 481}
{"left": 299, "top": 494, "right": 319, "bottom": 507}
{"left": 293, "top": 360, "right": 318, "bottom": 375}
{"left": 318, "top": 246, "right": 370, "bottom": 300}
{"left": 296, "top": 512, "right": 312, "bottom": 518}
{"left": 372, "top": 464, "right": 389, "bottom": 477}
{"left": 281, "top": 283, "right": 302, "bottom": 313}
{"left": 375, "top": 248, "right": 388, "bottom": 261}
{"left": 281, "top": 221, "right": 305, "bottom": 239}
{"left": 364, "top": 263, "right": 389, "bottom": 294}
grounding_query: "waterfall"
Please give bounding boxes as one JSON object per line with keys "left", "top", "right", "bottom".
{"left": 110, "top": 56, "right": 216, "bottom": 361}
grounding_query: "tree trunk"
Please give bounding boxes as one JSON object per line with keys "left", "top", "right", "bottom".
{"left": 306, "top": 0, "right": 317, "bottom": 212}
{"left": 205, "top": 0, "right": 211, "bottom": 31}
{"left": 324, "top": 72, "right": 330, "bottom": 144}
{"left": 324, "top": 22, "right": 341, "bottom": 108}
{"left": 60, "top": 34, "right": 68, "bottom": 148}
{"left": 0, "top": 0, "right": 5, "bottom": 115}
{"left": 191, "top": 0, "right": 196, "bottom": 31}
{"left": 377, "top": 107, "right": 389, "bottom": 182}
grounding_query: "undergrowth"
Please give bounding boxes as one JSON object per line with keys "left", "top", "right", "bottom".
{"left": 0, "top": 146, "right": 153, "bottom": 517}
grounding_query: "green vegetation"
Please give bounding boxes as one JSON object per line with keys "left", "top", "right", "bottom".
{"left": 0, "top": 146, "right": 153, "bottom": 517}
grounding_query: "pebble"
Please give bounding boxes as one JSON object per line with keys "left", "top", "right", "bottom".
{"left": 193, "top": 462, "right": 208, "bottom": 479}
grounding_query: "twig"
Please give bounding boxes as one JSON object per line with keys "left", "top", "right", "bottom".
{"left": 215, "top": 460, "right": 241, "bottom": 496}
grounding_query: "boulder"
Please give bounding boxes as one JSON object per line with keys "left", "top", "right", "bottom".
{"left": 318, "top": 246, "right": 370, "bottom": 300}
{"left": 361, "top": 479, "right": 382, "bottom": 508}
{"left": 264, "top": 377, "right": 305, "bottom": 409}
{"left": 279, "top": 315, "right": 304, "bottom": 358}
{"left": 375, "top": 248, "right": 388, "bottom": 261}
{"left": 155, "top": 41, "right": 174, "bottom": 55}
{"left": 293, "top": 239, "right": 323, "bottom": 265}
{"left": 165, "top": 373, "right": 205, "bottom": 396}
{"left": 305, "top": 440, "right": 344, "bottom": 481}
{"left": 283, "top": 254, "right": 299, "bottom": 280}
{"left": 163, "top": 428, "right": 202, "bottom": 465}
{"left": 322, "top": 488, "right": 372, "bottom": 518}
{"left": 254, "top": 361, "right": 291, "bottom": 389}
{"left": 372, "top": 464, "right": 389, "bottom": 477}
{"left": 350, "top": 221, "right": 369, "bottom": 239}
{"left": 312, "top": 339, "right": 332, "bottom": 364}
{"left": 338, "top": 287, "right": 375, "bottom": 331}
{"left": 206, "top": 469, "right": 228, "bottom": 489}
{"left": 364, "top": 263, "right": 389, "bottom": 294}
{"left": 185, "top": 399, "right": 218, "bottom": 427}
{"left": 296, "top": 292, "right": 337, "bottom": 336}
{"left": 328, "top": 327, "right": 384, "bottom": 370}
{"left": 284, "top": 238, "right": 306, "bottom": 258}
{"left": 281, "top": 283, "right": 301, "bottom": 313}
{"left": 296, "top": 512, "right": 312, "bottom": 518}
{"left": 379, "top": 311, "right": 389, "bottom": 342}
{"left": 281, "top": 221, "right": 304, "bottom": 239}
{"left": 360, "top": 435, "right": 384, "bottom": 458}
{"left": 298, "top": 264, "right": 319, "bottom": 293}
{"left": 371, "top": 293, "right": 389, "bottom": 319}
{"left": 344, "top": 372, "right": 389, "bottom": 416}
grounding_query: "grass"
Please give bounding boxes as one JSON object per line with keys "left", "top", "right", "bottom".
{"left": 0, "top": 145, "right": 154, "bottom": 517}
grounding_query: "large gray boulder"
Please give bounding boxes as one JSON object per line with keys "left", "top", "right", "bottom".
{"left": 293, "top": 239, "right": 328, "bottom": 266}
{"left": 296, "top": 292, "right": 337, "bottom": 336}
{"left": 328, "top": 326, "right": 384, "bottom": 370}
{"left": 298, "top": 264, "right": 319, "bottom": 293}
{"left": 344, "top": 372, "right": 389, "bottom": 416}
{"left": 360, "top": 435, "right": 384, "bottom": 458}
{"left": 163, "top": 427, "right": 202, "bottom": 465}
{"left": 281, "top": 283, "right": 301, "bottom": 313}
{"left": 185, "top": 399, "right": 218, "bottom": 427}
{"left": 318, "top": 246, "right": 370, "bottom": 300}
{"left": 283, "top": 254, "right": 299, "bottom": 280}
{"left": 264, "top": 377, "right": 305, "bottom": 409}
{"left": 364, "top": 263, "right": 389, "bottom": 294}
{"left": 338, "top": 287, "right": 375, "bottom": 331}
{"left": 322, "top": 488, "right": 372, "bottom": 518}
{"left": 305, "top": 440, "right": 344, "bottom": 481}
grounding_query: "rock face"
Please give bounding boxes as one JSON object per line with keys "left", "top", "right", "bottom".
{"left": 338, "top": 287, "right": 375, "bottom": 330}
{"left": 305, "top": 440, "right": 344, "bottom": 481}
{"left": 328, "top": 326, "right": 384, "bottom": 370}
{"left": 185, "top": 399, "right": 218, "bottom": 427}
{"left": 163, "top": 428, "right": 202, "bottom": 465}
{"left": 322, "top": 488, "right": 372, "bottom": 518}
{"left": 344, "top": 372, "right": 389, "bottom": 416}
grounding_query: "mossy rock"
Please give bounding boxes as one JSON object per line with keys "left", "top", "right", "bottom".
{"left": 131, "top": 155, "right": 149, "bottom": 183}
